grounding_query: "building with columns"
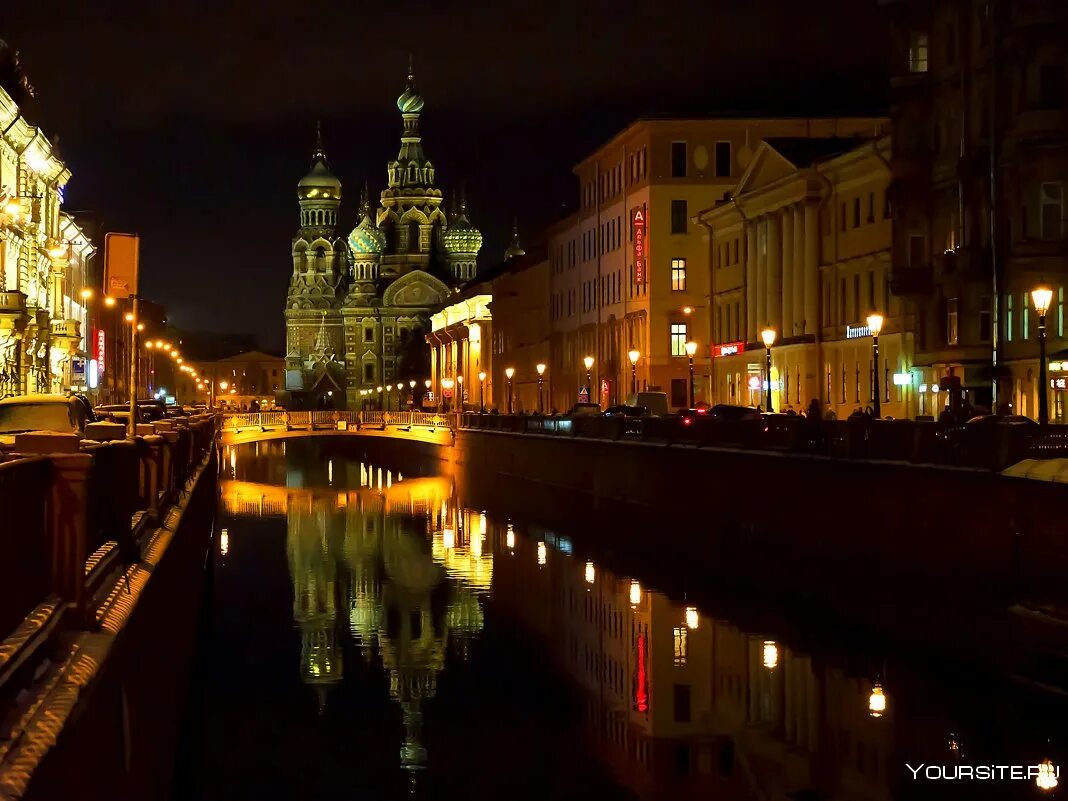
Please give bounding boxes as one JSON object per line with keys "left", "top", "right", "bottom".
{"left": 546, "top": 115, "right": 887, "bottom": 413}
{"left": 1, "top": 62, "right": 94, "bottom": 398}
{"left": 283, "top": 64, "right": 483, "bottom": 411}
{"left": 700, "top": 135, "right": 912, "bottom": 418}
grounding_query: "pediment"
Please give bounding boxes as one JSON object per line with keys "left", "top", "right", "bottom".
{"left": 381, "top": 270, "right": 451, "bottom": 308}
{"left": 733, "top": 143, "right": 799, "bottom": 198}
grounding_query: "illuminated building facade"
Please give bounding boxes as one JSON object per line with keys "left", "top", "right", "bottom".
{"left": 284, "top": 65, "right": 483, "bottom": 411}
{"left": 178, "top": 349, "right": 285, "bottom": 408}
{"left": 0, "top": 68, "right": 94, "bottom": 397}
{"left": 427, "top": 288, "right": 492, "bottom": 411}
{"left": 882, "top": 0, "right": 1068, "bottom": 418}
{"left": 546, "top": 115, "right": 885, "bottom": 412}
{"left": 699, "top": 135, "right": 915, "bottom": 418}
{"left": 487, "top": 249, "right": 551, "bottom": 413}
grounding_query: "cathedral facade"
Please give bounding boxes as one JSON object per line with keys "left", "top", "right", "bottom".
{"left": 283, "top": 68, "right": 482, "bottom": 410}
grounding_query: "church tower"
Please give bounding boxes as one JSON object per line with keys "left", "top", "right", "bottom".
{"left": 442, "top": 193, "right": 483, "bottom": 283}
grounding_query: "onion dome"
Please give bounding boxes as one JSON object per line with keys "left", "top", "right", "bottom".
{"left": 442, "top": 197, "right": 483, "bottom": 255}
{"left": 504, "top": 217, "right": 526, "bottom": 260}
{"left": 348, "top": 189, "right": 386, "bottom": 256}
{"left": 298, "top": 122, "right": 341, "bottom": 200}
{"left": 397, "top": 57, "right": 424, "bottom": 114}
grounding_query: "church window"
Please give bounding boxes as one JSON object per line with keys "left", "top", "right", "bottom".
{"left": 364, "top": 363, "right": 375, "bottom": 381}
{"left": 364, "top": 327, "right": 374, "bottom": 342}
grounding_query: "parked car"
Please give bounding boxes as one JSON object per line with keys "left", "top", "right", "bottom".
{"left": 95, "top": 402, "right": 166, "bottom": 425}
{"left": 0, "top": 394, "right": 95, "bottom": 448}
{"left": 964, "top": 414, "right": 1038, "bottom": 428}
{"left": 708, "top": 404, "right": 763, "bottom": 423}
{"left": 676, "top": 407, "right": 710, "bottom": 425}
{"left": 603, "top": 404, "right": 648, "bottom": 418}
{"left": 567, "top": 403, "right": 603, "bottom": 417}
{"left": 627, "top": 391, "right": 669, "bottom": 416}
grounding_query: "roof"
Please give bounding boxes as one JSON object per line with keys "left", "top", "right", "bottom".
{"left": 763, "top": 137, "right": 869, "bottom": 168}
{"left": 213, "top": 350, "right": 283, "bottom": 363}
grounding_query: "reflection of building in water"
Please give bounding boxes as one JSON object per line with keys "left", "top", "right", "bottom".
{"left": 491, "top": 525, "right": 901, "bottom": 801}
{"left": 259, "top": 468, "right": 488, "bottom": 781}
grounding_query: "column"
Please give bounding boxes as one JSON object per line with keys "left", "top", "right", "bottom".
{"left": 767, "top": 214, "right": 782, "bottom": 334}
{"left": 793, "top": 205, "right": 805, "bottom": 333}
{"left": 755, "top": 219, "right": 767, "bottom": 337}
{"left": 746, "top": 224, "right": 758, "bottom": 342}
{"left": 781, "top": 208, "right": 794, "bottom": 339}
{"left": 803, "top": 201, "right": 819, "bottom": 336}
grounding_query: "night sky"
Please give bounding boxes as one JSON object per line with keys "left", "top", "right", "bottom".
{"left": 3, "top": 1, "right": 888, "bottom": 353}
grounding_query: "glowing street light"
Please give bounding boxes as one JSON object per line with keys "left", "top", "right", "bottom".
{"left": 685, "top": 606, "right": 699, "bottom": 630}
{"left": 537, "top": 541, "right": 547, "bottom": 566}
{"left": 536, "top": 362, "right": 546, "bottom": 413}
{"left": 684, "top": 340, "right": 698, "bottom": 408}
{"left": 124, "top": 311, "right": 134, "bottom": 323}
{"left": 219, "top": 381, "right": 229, "bottom": 391}
{"left": 478, "top": 370, "right": 487, "bottom": 413}
{"left": 1033, "top": 285, "right": 1054, "bottom": 425}
{"left": 583, "top": 355, "right": 594, "bottom": 400}
{"left": 505, "top": 367, "right": 515, "bottom": 414}
{"left": 505, "top": 522, "right": 515, "bottom": 550}
{"left": 584, "top": 560, "right": 595, "bottom": 585}
{"left": 1037, "top": 759, "right": 1058, "bottom": 792}
{"left": 104, "top": 295, "right": 116, "bottom": 308}
{"left": 762, "top": 640, "right": 779, "bottom": 670}
{"left": 868, "top": 682, "right": 887, "bottom": 718}
{"left": 629, "top": 580, "right": 641, "bottom": 606}
{"left": 760, "top": 327, "right": 777, "bottom": 413}
{"left": 80, "top": 288, "right": 94, "bottom": 301}
{"left": 628, "top": 349, "right": 640, "bottom": 396}
{"left": 867, "top": 313, "right": 885, "bottom": 418}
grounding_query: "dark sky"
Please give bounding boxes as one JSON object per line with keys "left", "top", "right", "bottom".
{"left": 3, "top": 0, "right": 888, "bottom": 353}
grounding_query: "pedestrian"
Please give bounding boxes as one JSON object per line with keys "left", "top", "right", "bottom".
{"left": 807, "top": 398, "right": 821, "bottom": 420}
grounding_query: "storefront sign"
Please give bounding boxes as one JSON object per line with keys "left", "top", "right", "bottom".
{"left": 72, "top": 357, "right": 86, "bottom": 382}
{"left": 88, "top": 358, "right": 99, "bottom": 389}
{"left": 1053, "top": 378, "right": 1068, "bottom": 390}
{"left": 714, "top": 341, "right": 746, "bottom": 358}
{"left": 846, "top": 324, "right": 872, "bottom": 339}
{"left": 94, "top": 328, "right": 106, "bottom": 374}
{"left": 634, "top": 632, "right": 649, "bottom": 713}
{"left": 633, "top": 208, "right": 647, "bottom": 284}
{"left": 893, "top": 372, "right": 911, "bottom": 386}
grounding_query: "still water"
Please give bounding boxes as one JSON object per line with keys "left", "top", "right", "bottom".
{"left": 174, "top": 439, "right": 1065, "bottom": 800}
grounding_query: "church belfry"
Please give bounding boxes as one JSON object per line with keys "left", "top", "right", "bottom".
{"left": 297, "top": 122, "right": 342, "bottom": 236}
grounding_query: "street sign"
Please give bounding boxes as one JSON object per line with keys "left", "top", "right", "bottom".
{"left": 578, "top": 387, "right": 590, "bottom": 404}
{"left": 104, "top": 233, "right": 139, "bottom": 299}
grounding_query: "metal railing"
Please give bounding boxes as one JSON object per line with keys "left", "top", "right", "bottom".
{"left": 459, "top": 412, "right": 1068, "bottom": 471}
{"left": 222, "top": 410, "right": 456, "bottom": 432}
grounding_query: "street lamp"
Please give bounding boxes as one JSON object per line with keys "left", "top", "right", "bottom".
{"left": 441, "top": 377, "right": 454, "bottom": 413}
{"left": 478, "top": 370, "right": 487, "bottom": 413}
{"left": 762, "top": 640, "right": 779, "bottom": 670}
{"left": 628, "top": 349, "right": 640, "bottom": 397}
{"left": 536, "top": 362, "right": 546, "bottom": 413}
{"left": 104, "top": 295, "right": 116, "bottom": 308}
{"left": 868, "top": 682, "right": 887, "bottom": 718}
{"left": 583, "top": 355, "right": 594, "bottom": 401}
{"left": 684, "top": 340, "right": 697, "bottom": 408}
{"left": 760, "top": 327, "right": 777, "bottom": 413}
{"left": 80, "top": 288, "right": 93, "bottom": 301}
{"left": 456, "top": 374, "right": 464, "bottom": 410}
{"left": 867, "top": 313, "right": 884, "bottom": 418}
{"left": 1033, "top": 285, "right": 1053, "bottom": 425}
{"left": 505, "top": 367, "right": 515, "bottom": 414}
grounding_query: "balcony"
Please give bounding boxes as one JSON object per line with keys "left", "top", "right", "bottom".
{"left": 890, "top": 265, "right": 934, "bottom": 296}
{"left": 50, "top": 319, "right": 81, "bottom": 341}
{"left": 0, "top": 290, "right": 27, "bottom": 317}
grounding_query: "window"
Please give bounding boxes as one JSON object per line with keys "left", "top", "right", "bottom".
{"left": 1023, "top": 292, "right": 1031, "bottom": 340}
{"left": 853, "top": 274, "right": 861, "bottom": 321}
{"left": 909, "top": 31, "right": 929, "bottom": 73}
{"left": 364, "top": 327, "right": 374, "bottom": 342}
{"left": 363, "top": 363, "right": 375, "bottom": 381}
{"left": 671, "top": 258, "right": 687, "bottom": 291}
{"left": 868, "top": 271, "right": 876, "bottom": 313}
{"left": 671, "top": 200, "right": 688, "bottom": 234}
{"left": 947, "top": 297, "right": 959, "bottom": 345}
{"left": 868, "top": 192, "right": 875, "bottom": 223}
{"left": 673, "top": 627, "right": 687, "bottom": 665}
{"left": 671, "top": 142, "right": 687, "bottom": 178}
{"left": 839, "top": 278, "right": 847, "bottom": 324}
{"left": 1007, "top": 294, "right": 1014, "bottom": 342}
{"left": 673, "top": 683, "right": 692, "bottom": 723}
{"left": 853, "top": 197, "right": 861, "bottom": 228}
{"left": 670, "top": 323, "right": 688, "bottom": 356}
{"left": 715, "top": 141, "right": 732, "bottom": 177}
{"left": 979, "top": 296, "right": 991, "bottom": 341}
{"left": 1040, "top": 182, "right": 1064, "bottom": 240}
{"left": 840, "top": 202, "right": 846, "bottom": 232}
{"left": 908, "top": 234, "right": 926, "bottom": 267}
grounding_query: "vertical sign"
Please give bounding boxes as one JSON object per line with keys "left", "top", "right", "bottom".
{"left": 104, "top": 233, "right": 139, "bottom": 299}
{"left": 633, "top": 207, "right": 647, "bottom": 285}
{"left": 94, "top": 327, "right": 106, "bottom": 374}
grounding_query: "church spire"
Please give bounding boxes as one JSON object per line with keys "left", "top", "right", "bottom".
{"left": 504, "top": 217, "right": 526, "bottom": 260}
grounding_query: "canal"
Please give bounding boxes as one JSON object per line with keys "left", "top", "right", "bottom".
{"left": 172, "top": 438, "right": 1064, "bottom": 800}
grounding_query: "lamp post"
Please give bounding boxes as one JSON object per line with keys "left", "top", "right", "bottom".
{"left": 478, "top": 370, "right": 487, "bottom": 413}
{"left": 441, "top": 378, "right": 454, "bottom": 413}
{"left": 684, "top": 340, "right": 697, "bottom": 408}
{"left": 760, "top": 327, "right": 776, "bottom": 413}
{"left": 583, "top": 355, "right": 594, "bottom": 402}
{"left": 505, "top": 367, "right": 515, "bottom": 414}
{"left": 456, "top": 374, "right": 464, "bottom": 411}
{"left": 424, "top": 378, "right": 431, "bottom": 411}
{"left": 867, "top": 313, "right": 884, "bottom": 418}
{"left": 536, "top": 363, "right": 546, "bottom": 413}
{"left": 1033, "top": 285, "right": 1053, "bottom": 425}
{"left": 628, "top": 349, "right": 640, "bottom": 398}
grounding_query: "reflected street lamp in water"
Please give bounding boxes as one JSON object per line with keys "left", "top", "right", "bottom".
{"left": 760, "top": 327, "right": 777, "bottom": 413}
{"left": 867, "top": 313, "right": 884, "bottom": 418}
{"left": 505, "top": 367, "right": 515, "bottom": 414}
{"left": 628, "top": 349, "right": 640, "bottom": 397}
{"left": 536, "top": 363, "right": 546, "bottom": 413}
{"left": 685, "top": 340, "right": 697, "bottom": 408}
{"left": 1033, "top": 285, "right": 1053, "bottom": 425}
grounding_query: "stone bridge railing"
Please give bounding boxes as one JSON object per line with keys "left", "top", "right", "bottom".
{"left": 0, "top": 414, "right": 218, "bottom": 713}
{"left": 222, "top": 410, "right": 458, "bottom": 433}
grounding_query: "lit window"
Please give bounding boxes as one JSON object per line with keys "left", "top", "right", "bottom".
{"left": 1023, "top": 292, "right": 1031, "bottom": 340}
{"left": 671, "top": 258, "right": 687, "bottom": 292}
{"left": 671, "top": 323, "right": 688, "bottom": 356}
{"left": 1007, "top": 294, "right": 1014, "bottom": 342}
{"left": 673, "top": 627, "right": 687, "bottom": 665}
{"left": 909, "top": 32, "right": 929, "bottom": 73}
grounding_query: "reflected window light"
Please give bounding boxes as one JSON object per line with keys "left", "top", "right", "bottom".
{"left": 537, "top": 541, "right": 547, "bottom": 566}
{"left": 868, "top": 682, "right": 887, "bottom": 717}
{"left": 762, "top": 640, "right": 779, "bottom": 670}
{"left": 1037, "top": 759, "right": 1059, "bottom": 792}
{"left": 685, "top": 606, "right": 699, "bottom": 630}
{"left": 219, "top": 528, "right": 229, "bottom": 556}
{"left": 386, "top": 470, "right": 392, "bottom": 489}
{"left": 505, "top": 523, "right": 515, "bottom": 550}
{"left": 479, "top": 511, "right": 487, "bottom": 533}
{"left": 443, "top": 526, "right": 455, "bottom": 550}
{"left": 229, "top": 449, "right": 236, "bottom": 474}
{"left": 471, "top": 531, "right": 483, "bottom": 558}
{"left": 629, "top": 580, "right": 641, "bottom": 606}
{"left": 584, "top": 560, "right": 595, "bottom": 585}
{"left": 397, "top": 472, "right": 403, "bottom": 482}
{"left": 377, "top": 467, "right": 382, "bottom": 490}
{"left": 328, "top": 460, "right": 333, "bottom": 485}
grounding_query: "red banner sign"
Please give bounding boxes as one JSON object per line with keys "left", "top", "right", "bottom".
{"left": 713, "top": 341, "right": 746, "bottom": 358}
{"left": 94, "top": 327, "right": 106, "bottom": 374}
{"left": 633, "top": 208, "right": 647, "bottom": 285}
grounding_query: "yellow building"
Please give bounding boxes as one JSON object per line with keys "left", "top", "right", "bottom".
{"left": 698, "top": 135, "right": 915, "bottom": 418}
{"left": 1, "top": 77, "right": 94, "bottom": 397}
{"left": 488, "top": 250, "right": 551, "bottom": 413}
{"left": 178, "top": 349, "right": 285, "bottom": 408}
{"left": 427, "top": 287, "right": 492, "bottom": 411}
{"left": 547, "top": 115, "right": 886, "bottom": 412}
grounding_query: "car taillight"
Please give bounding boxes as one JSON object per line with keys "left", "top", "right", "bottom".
{"left": 683, "top": 417, "right": 692, "bottom": 426}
